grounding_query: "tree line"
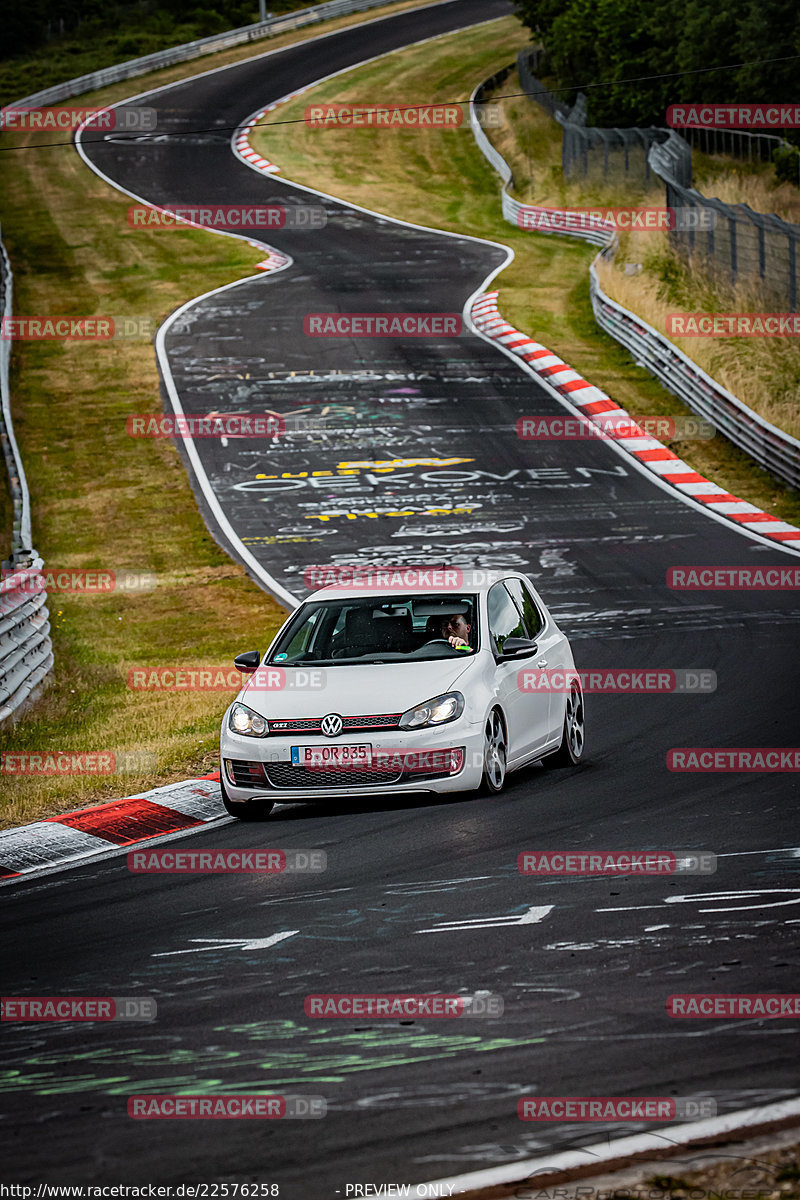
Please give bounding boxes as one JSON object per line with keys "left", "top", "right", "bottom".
{"left": 513, "top": 0, "right": 800, "bottom": 129}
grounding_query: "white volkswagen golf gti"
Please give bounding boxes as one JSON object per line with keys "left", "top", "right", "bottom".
{"left": 219, "top": 570, "right": 585, "bottom": 819}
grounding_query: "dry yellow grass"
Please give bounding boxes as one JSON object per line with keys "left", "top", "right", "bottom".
{"left": 596, "top": 242, "right": 800, "bottom": 442}
{"left": 693, "top": 153, "right": 800, "bottom": 224}
{"left": 251, "top": 21, "right": 800, "bottom": 524}
{"left": 482, "top": 73, "right": 800, "bottom": 453}
{"left": 1, "top": 0, "right": 445, "bottom": 827}
{"left": 3, "top": 7, "right": 799, "bottom": 826}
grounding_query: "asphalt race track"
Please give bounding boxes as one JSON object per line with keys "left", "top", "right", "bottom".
{"left": 2, "top": 0, "right": 800, "bottom": 1192}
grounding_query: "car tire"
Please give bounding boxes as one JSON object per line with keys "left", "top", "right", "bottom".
{"left": 542, "top": 683, "right": 585, "bottom": 768}
{"left": 220, "top": 766, "right": 275, "bottom": 820}
{"left": 479, "top": 708, "right": 507, "bottom": 795}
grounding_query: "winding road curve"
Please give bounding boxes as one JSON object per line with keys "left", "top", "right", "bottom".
{"left": 2, "top": 1, "right": 799, "bottom": 1192}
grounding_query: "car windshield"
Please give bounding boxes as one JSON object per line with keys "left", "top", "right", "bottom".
{"left": 268, "top": 594, "right": 479, "bottom": 665}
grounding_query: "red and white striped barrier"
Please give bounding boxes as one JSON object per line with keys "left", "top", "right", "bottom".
{"left": 471, "top": 291, "right": 800, "bottom": 546}
{"left": 0, "top": 773, "right": 224, "bottom": 880}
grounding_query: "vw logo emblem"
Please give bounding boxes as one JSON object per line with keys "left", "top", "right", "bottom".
{"left": 321, "top": 713, "right": 343, "bottom": 737}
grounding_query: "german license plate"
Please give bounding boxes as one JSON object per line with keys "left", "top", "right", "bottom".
{"left": 292, "top": 743, "right": 372, "bottom": 767}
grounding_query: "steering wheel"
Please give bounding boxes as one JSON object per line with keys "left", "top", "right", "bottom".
{"left": 422, "top": 638, "right": 455, "bottom": 646}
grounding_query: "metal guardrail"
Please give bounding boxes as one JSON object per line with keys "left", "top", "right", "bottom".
{"left": 683, "top": 124, "right": 792, "bottom": 167}
{"left": 590, "top": 261, "right": 800, "bottom": 491}
{"left": 516, "top": 50, "right": 800, "bottom": 310}
{"left": 649, "top": 137, "right": 800, "bottom": 312}
{"left": 0, "top": 559, "right": 53, "bottom": 724}
{"left": 469, "top": 68, "right": 800, "bottom": 493}
{"left": 517, "top": 51, "right": 690, "bottom": 188}
{"left": 468, "top": 81, "right": 613, "bottom": 247}
{"left": 469, "top": 71, "right": 514, "bottom": 188}
{"left": 2, "top": 0, "right": 416, "bottom": 721}
{"left": 0, "top": 236, "right": 53, "bottom": 722}
{"left": 8, "top": 0, "right": 404, "bottom": 108}
{"left": 501, "top": 193, "right": 614, "bottom": 247}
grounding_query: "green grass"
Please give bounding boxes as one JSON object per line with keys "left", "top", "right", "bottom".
{"left": 0, "top": 0, "right": 445, "bottom": 828}
{"left": 0, "top": 0, "right": 407, "bottom": 103}
{"left": 250, "top": 18, "right": 800, "bottom": 524}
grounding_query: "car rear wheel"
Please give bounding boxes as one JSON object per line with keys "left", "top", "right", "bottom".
{"left": 480, "top": 709, "right": 507, "bottom": 795}
{"left": 220, "top": 765, "right": 275, "bottom": 820}
{"left": 542, "top": 684, "right": 585, "bottom": 767}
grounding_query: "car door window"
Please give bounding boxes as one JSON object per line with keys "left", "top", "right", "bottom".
{"left": 505, "top": 578, "right": 543, "bottom": 639}
{"left": 487, "top": 583, "right": 526, "bottom": 655}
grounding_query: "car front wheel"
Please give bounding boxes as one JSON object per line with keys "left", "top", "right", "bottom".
{"left": 220, "top": 766, "right": 275, "bottom": 820}
{"left": 480, "top": 709, "right": 507, "bottom": 795}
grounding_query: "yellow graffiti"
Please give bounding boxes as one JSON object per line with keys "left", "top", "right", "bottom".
{"left": 337, "top": 457, "right": 474, "bottom": 470}
{"left": 305, "top": 507, "right": 478, "bottom": 522}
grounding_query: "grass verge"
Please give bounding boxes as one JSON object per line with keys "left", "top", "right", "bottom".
{"left": 488, "top": 71, "right": 800, "bottom": 446}
{"left": 0, "top": 0, "right": 432, "bottom": 102}
{"left": 0, "top": 0, "right": 432, "bottom": 826}
{"left": 250, "top": 19, "right": 800, "bottom": 525}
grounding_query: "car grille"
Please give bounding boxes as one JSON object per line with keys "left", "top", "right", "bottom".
{"left": 266, "top": 713, "right": 402, "bottom": 736}
{"left": 263, "top": 764, "right": 404, "bottom": 789}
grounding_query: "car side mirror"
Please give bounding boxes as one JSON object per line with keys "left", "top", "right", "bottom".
{"left": 234, "top": 650, "right": 261, "bottom": 673}
{"left": 500, "top": 637, "right": 537, "bottom": 657}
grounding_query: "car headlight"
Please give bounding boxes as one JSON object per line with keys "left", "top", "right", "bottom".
{"left": 229, "top": 702, "right": 268, "bottom": 737}
{"left": 399, "top": 692, "right": 464, "bottom": 730}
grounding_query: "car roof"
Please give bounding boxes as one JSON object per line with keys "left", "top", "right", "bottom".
{"left": 307, "top": 569, "right": 531, "bottom": 602}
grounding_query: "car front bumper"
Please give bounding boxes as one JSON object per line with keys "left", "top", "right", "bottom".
{"left": 220, "top": 721, "right": 485, "bottom": 801}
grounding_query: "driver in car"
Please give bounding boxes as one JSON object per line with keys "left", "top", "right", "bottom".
{"left": 440, "top": 612, "right": 473, "bottom": 651}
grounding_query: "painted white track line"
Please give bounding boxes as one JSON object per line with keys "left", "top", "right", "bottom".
{"left": 73, "top": 2, "right": 474, "bottom": 610}
{"left": 421, "top": 1096, "right": 800, "bottom": 1196}
{"left": 232, "top": 48, "right": 800, "bottom": 558}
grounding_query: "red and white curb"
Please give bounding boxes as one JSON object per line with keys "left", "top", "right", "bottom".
{"left": 232, "top": 110, "right": 292, "bottom": 272}
{"left": 234, "top": 84, "right": 318, "bottom": 177}
{"left": 472, "top": 291, "right": 800, "bottom": 546}
{"left": 253, "top": 247, "right": 291, "bottom": 271}
{"left": 421, "top": 1095, "right": 800, "bottom": 1197}
{"left": 0, "top": 772, "right": 224, "bottom": 881}
{"left": 234, "top": 106, "right": 282, "bottom": 175}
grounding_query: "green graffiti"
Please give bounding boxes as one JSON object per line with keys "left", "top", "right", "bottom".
{"left": 0, "top": 1019, "right": 547, "bottom": 1097}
